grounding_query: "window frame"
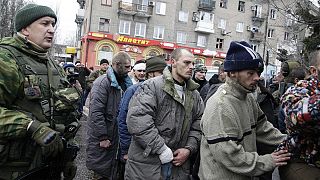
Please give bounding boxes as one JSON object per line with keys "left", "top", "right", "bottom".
{"left": 236, "top": 22, "right": 244, "bottom": 32}
{"left": 216, "top": 38, "right": 224, "bottom": 49}
{"left": 176, "top": 31, "right": 187, "bottom": 44}
{"left": 267, "top": 28, "right": 274, "bottom": 38}
{"left": 270, "top": 9, "right": 277, "bottom": 19}
{"left": 218, "top": 19, "right": 226, "bottom": 29}
{"left": 99, "top": 18, "right": 110, "bottom": 32}
{"left": 101, "top": 0, "right": 112, "bottom": 6}
{"left": 178, "top": 10, "right": 189, "bottom": 23}
{"left": 197, "top": 35, "right": 207, "bottom": 47}
{"left": 153, "top": 26, "right": 165, "bottom": 39}
{"left": 238, "top": 1, "right": 245, "bottom": 12}
{"left": 156, "top": 2, "right": 166, "bottom": 15}
{"left": 119, "top": 20, "right": 131, "bottom": 35}
{"left": 134, "top": 22, "right": 146, "bottom": 37}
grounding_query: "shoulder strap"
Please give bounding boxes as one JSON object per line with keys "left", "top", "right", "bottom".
{"left": 0, "top": 44, "right": 29, "bottom": 75}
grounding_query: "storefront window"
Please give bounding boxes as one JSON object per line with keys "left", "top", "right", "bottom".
{"left": 98, "top": 45, "right": 113, "bottom": 65}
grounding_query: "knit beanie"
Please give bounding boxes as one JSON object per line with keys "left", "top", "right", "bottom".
{"left": 146, "top": 56, "right": 167, "bottom": 74}
{"left": 100, "top": 59, "right": 109, "bottom": 65}
{"left": 15, "top": 4, "right": 57, "bottom": 32}
{"left": 224, "top": 41, "right": 262, "bottom": 72}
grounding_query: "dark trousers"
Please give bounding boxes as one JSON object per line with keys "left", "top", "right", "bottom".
{"left": 279, "top": 161, "right": 320, "bottom": 180}
{"left": 79, "top": 89, "right": 90, "bottom": 113}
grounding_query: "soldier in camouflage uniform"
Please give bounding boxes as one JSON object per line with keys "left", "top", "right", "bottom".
{"left": 0, "top": 4, "right": 81, "bottom": 180}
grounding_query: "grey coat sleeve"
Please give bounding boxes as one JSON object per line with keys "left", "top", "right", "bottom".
{"left": 126, "top": 81, "right": 165, "bottom": 156}
{"left": 185, "top": 93, "right": 204, "bottom": 154}
{"left": 88, "top": 76, "right": 109, "bottom": 140}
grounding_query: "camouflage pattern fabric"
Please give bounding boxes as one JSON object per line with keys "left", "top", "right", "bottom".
{"left": 277, "top": 78, "right": 320, "bottom": 167}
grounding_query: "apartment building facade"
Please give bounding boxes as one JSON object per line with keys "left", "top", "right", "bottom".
{"left": 76, "top": 0, "right": 305, "bottom": 78}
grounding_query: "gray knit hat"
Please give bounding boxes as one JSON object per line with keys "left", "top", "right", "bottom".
{"left": 146, "top": 56, "right": 167, "bottom": 74}
{"left": 15, "top": 4, "right": 57, "bottom": 32}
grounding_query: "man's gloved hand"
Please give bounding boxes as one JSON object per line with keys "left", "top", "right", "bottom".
{"left": 28, "top": 120, "right": 64, "bottom": 157}
{"left": 63, "top": 161, "right": 77, "bottom": 180}
{"left": 158, "top": 144, "right": 173, "bottom": 164}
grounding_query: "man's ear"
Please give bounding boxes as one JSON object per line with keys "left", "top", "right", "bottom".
{"left": 230, "top": 71, "right": 237, "bottom": 77}
{"left": 309, "top": 66, "right": 318, "bottom": 77}
{"left": 20, "top": 27, "right": 30, "bottom": 36}
{"left": 171, "top": 58, "right": 177, "bottom": 68}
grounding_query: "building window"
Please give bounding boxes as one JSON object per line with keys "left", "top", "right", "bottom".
{"left": 156, "top": 2, "right": 166, "bottom": 15}
{"left": 199, "top": 11, "right": 214, "bottom": 23}
{"left": 135, "top": 23, "right": 146, "bottom": 37}
{"left": 101, "top": 0, "right": 112, "bottom": 6}
{"left": 252, "top": 44, "right": 258, "bottom": 51}
{"left": 219, "top": 0, "right": 227, "bottom": 8}
{"left": 238, "top": 1, "right": 245, "bottom": 12}
{"left": 178, "top": 10, "right": 189, "bottom": 22}
{"left": 236, "top": 22, "right": 244, "bottom": 32}
{"left": 197, "top": 35, "right": 207, "bottom": 47}
{"left": 153, "top": 26, "right": 165, "bottom": 39}
{"left": 119, "top": 20, "right": 131, "bottom": 35}
{"left": 286, "top": 14, "right": 294, "bottom": 26}
{"left": 99, "top": 18, "right": 110, "bottom": 32}
{"left": 218, "top": 19, "right": 226, "bottom": 29}
{"left": 216, "top": 38, "right": 224, "bottom": 49}
{"left": 137, "top": 0, "right": 148, "bottom": 12}
{"left": 284, "top": 32, "right": 289, "bottom": 40}
{"left": 177, "top": 31, "right": 187, "bottom": 44}
{"left": 270, "top": 9, "right": 277, "bottom": 19}
{"left": 267, "top": 29, "right": 274, "bottom": 38}
{"left": 254, "top": 5, "right": 262, "bottom": 18}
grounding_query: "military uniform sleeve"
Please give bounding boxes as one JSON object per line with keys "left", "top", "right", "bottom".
{"left": 127, "top": 81, "right": 165, "bottom": 156}
{"left": 86, "top": 70, "right": 99, "bottom": 89}
{"left": 0, "top": 52, "right": 31, "bottom": 140}
{"left": 185, "top": 93, "right": 203, "bottom": 154}
{"left": 201, "top": 100, "right": 275, "bottom": 177}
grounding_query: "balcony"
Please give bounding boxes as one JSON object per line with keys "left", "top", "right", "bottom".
{"left": 252, "top": 15, "right": 265, "bottom": 22}
{"left": 75, "top": 9, "right": 85, "bottom": 24}
{"left": 250, "top": 32, "right": 264, "bottom": 42}
{"left": 195, "top": 21, "right": 214, "bottom": 34}
{"left": 198, "top": 0, "right": 215, "bottom": 11}
{"left": 77, "top": 0, "right": 85, "bottom": 8}
{"left": 118, "top": 1, "right": 153, "bottom": 17}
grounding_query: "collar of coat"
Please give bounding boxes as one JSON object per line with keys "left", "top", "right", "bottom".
{"left": 162, "top": 67, "right": 199, "bottom": 103}
{"left": 107, "top": 67, "right": 133, "bottom": 90}
{"left": 224, "top": 76, "right": 253, "bottom": 100}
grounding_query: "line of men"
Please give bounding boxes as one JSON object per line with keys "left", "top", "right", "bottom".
{"left": 1, "top": 3, "right": 319, "bottom": 180}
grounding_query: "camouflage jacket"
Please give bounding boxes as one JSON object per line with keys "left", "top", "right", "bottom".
{"left": 0, "top": 35, "right": 80, "bottom": 141}
{"left": 86, "top": 69, "right": 106, "bottom": 90}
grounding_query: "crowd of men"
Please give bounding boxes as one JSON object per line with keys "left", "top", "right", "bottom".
{"left": 0, "top": 3, "right": 319, "bottom": 180}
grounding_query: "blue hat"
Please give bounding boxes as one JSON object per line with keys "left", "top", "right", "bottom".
{"left": 63, "top": 63, "right": 75, "bottom": 70}
{"left": 224, "top": 41, "right": 262, "bottom": 72}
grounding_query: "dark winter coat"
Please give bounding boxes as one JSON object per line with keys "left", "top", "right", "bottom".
{"left": 125, "top": 67, "right": 204, "bottom": 179}
{"left": 200, "top": 74, "right": 223, "bottom": 102}
{"left": 86, "top": 67, "right": 132, "bottom": 178}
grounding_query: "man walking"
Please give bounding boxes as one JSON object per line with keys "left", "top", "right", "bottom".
{"left": 86, "top": 52, "right": 132, "bottom": 179}
{"left": 0, "top": 4, "right": 81, "bottom": 179}
{"left": 199, "top": 41, "right": 290, "bottom": 180}
{"left": 125, "top": 48, "right": 204, "bottom": 179}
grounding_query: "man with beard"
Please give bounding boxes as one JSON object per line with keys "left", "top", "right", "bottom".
{"left": 86, "top": 52, "right": 132, "bottom": 179}
{"left": 199, "top": 41, "right": 290, "bottom": 180}
{"left": 125, "top": 48, "right": 204, "bottom": 179}
{"left": 192, "top": 64, "right": 208, "bottom": 92}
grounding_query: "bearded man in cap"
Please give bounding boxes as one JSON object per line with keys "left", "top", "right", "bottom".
{"left": 0, "top": 3, "right": 81, "bottom": 180}
{"left": 199, "top": 41, "right": 290, "bottom": 179}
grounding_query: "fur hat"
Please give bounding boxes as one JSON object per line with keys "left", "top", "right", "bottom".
{"left": 224, "top": 41, "right": 262, "bottom": 72}
{"left": 15, "top": 4, "right": 57, "bottom": 32}
{"left": 194, "top": 64, "right": 207, "bottom": 72}
{"left": 146, "top": 56, "right": 167, "bottom": 74}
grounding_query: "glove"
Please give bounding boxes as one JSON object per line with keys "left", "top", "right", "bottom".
{"left": 28, "top": 120, "right": 64, "bottom": 157}
{"left": 158, "top": 144, "right": 173, "bottom": 164}
{"left": 63, "top": 161, "right": 77, "bottom": 180}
